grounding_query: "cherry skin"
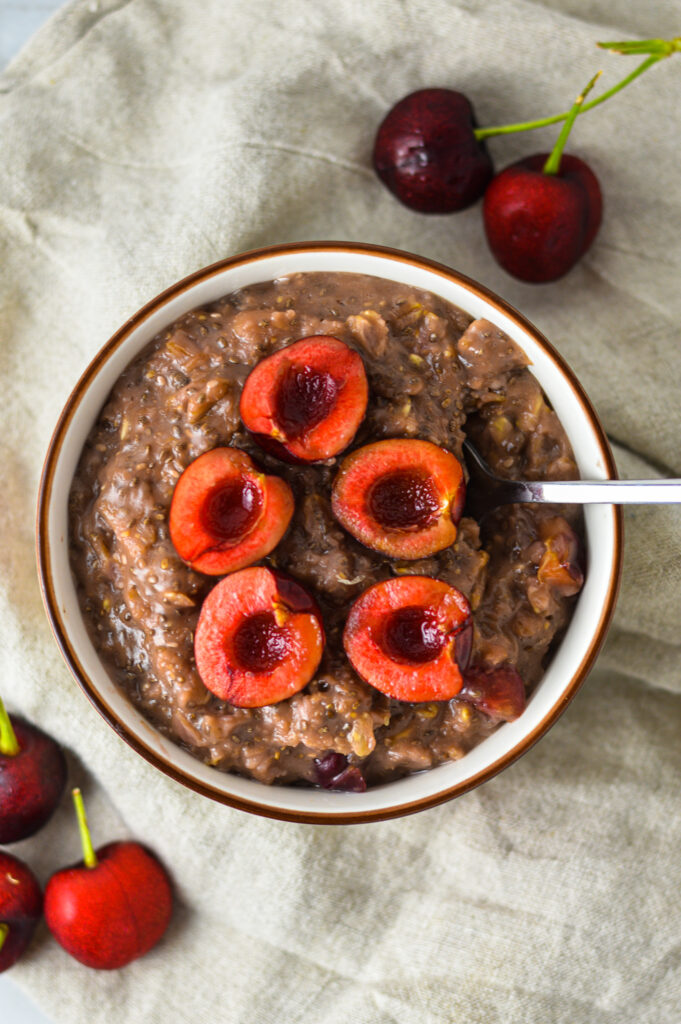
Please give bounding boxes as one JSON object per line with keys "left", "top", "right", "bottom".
{"left": 0, "top": 851, "right": 43, "bottom": 972}
{"left": 0, "top": 697, "right": 67, "bottom": 844}
{"left": 459, "top": 664, "right": 526, "bottom": 721}
{"left": 483, "top": 153, "right": 602, "bottom": 282}
{"left": 373, "top": 88, "right": 493, "bottom": 213}
{"left": 44, "top": 790, "right": 172, "bottom": 970}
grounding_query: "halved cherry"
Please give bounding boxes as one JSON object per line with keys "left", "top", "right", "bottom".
{"left": 459, "top": 664, "right": 526, "bottom": 722}
{"left": 343, "top": 576, "right": 471, "bottom": 702}
{"left": 169, "top": 448, "right": 293, "bottom": 575}
{"left": 194, "top": 567, "right": 324, "bottom": 707}
{"left": 331, "top": 439, "right": 465, "bottom": 559}
{"left": 239, "top": 336, "right": 368, "bottom": 462}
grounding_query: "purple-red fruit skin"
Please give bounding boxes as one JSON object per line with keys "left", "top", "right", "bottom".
{"left": 483, "top": 153, "right": 603, "bottom": 282}
{"left": 0, "top": 717, "right": 67, "bottom": 844}
{"left": 314, "top": 753, "right": 367, "bottom": 792}
{"left": 373, "top": 88, "right": 494, "bottom": 213}
{"left": 0, "top": 850, "right": 43, "bottom": 972}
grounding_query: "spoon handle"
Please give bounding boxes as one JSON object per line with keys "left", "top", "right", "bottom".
{"left": 522, "top": 479, "right": 681, "bottom": 505}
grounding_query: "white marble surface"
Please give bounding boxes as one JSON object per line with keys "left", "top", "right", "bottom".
{"left": 0, "top": 16, "right": 66, "bottom": 1024}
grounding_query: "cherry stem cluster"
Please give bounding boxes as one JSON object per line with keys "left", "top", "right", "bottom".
{"left": 72, "top": 788, "right": 98, "bottom": 870}
{"left": 474, "top": 36, "right": 679, "bottom": 141}
{"left": 0, "top": 696, "right": 20, "bottom": 758}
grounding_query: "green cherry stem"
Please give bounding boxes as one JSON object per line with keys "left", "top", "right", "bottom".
{"left": 0, "top": 696, "right": 20, "bottom": 757}
{"left": 543, "top": 71, "right": 601, "bottom": 175}
{"left": 0, "top": 923, "right": 8, "bottom": 953}
{"left": 72, "top": 788, "right": 98, "bottom": 870}
{"left": 474, "top": 51, "right": 666, "bottom": 141}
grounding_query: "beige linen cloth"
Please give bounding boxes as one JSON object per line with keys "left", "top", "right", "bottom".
{"left": 1, "top": 1, "right": 680, "bottom": 1021}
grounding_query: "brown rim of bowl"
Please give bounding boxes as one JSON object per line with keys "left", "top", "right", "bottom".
{"left": 36, "top": 240, "right": 623, "bottom": 825}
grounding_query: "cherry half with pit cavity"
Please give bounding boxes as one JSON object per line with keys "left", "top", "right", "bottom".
{"left": 194, "top": 567, "right": 324, "bottom": 707}
{"left": 169, "top": 447, "right": 294, "bottom": 575}
{"left": 239, "top": 336, "right": 368, "bottom": 462}
{"left": 373, "top": 88, "right": 494, "bottom": 213}
{"left": 343, "top": 576, "right": 472, "bottom": 702}
{"left": 331, "top": 439, "right": 465, "bottom": 559}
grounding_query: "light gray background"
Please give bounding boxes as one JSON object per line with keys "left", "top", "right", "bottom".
{"left": 0, "top": 18, "right": 63, "bottom": 1024}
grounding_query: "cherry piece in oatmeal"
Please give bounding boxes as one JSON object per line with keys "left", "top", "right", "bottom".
{"left": 169, "top": 447, "right": 294, "bottom": 575}
{"left": 239, "top": 335, "right": 368, "bottom": 462}
{"left": 194, "top": 567, "right": 324, "bottom": 707}
{"left": 343, "top": 576, "right": 472, "bottom": 702}
{"left": 331, "top": 439, "right": 465, "bottom": 558}
{"left": 459, "top": 664, "right": 526, "bottom": 722}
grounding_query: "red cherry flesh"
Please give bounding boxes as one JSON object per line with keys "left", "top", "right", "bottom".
{"left": 483, "top": 153, "right": 602, "bottom": 282}
{"left": 195, "top": 567, "right": 325, "bottom": 707}
{"left": 0, "top": 850, "right": 43, "bottom": 972}
{"left": 0, "top": 703, "right": 67, "bottom": 844}
{"left": 373, "top": 88, "right": 493, "bottom": 213}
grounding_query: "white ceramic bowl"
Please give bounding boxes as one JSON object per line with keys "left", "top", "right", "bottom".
{"left": 37, "top": 242, "right": 622, "bottom": 823}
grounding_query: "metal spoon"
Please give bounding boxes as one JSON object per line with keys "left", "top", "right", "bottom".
{"left": 463, "top": 439, "right": 681, "bottom": 521}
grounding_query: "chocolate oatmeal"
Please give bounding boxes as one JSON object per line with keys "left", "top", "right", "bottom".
{"left": 69, "top": 272, "right": 584, "bottom": 788}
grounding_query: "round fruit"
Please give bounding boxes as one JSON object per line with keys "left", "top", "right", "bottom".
{"left": 0, "top": 850, "right": 43, "bottom": 972}
{"left": 483, "top": 152, "right": 602, "bottom": 282}
{"left": 331, "top": 439, "right": 465, "bottom": 558}
{"left": 343, "top": 576, "right": 472, "bottom": 702}
{"left": 44, "top": 789, "right": 172, "bottom": 971}
{"left": 169, "top": 447, "right": 294, "bottom": 575}
{"left": 240, "top": 335, "right": 368, "bottom": 462}
{"left": 194, "top": 567, "right": 325, "bottom": 707}
{"left": 372, "top": 88, "right": 493, "bottom": 213}
{"left": 0, "top": 697, "right": 67, "bottom": 844}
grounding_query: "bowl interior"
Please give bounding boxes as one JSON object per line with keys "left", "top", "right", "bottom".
{"left": 39, "top": 244, "right": 620, "bottom": 822}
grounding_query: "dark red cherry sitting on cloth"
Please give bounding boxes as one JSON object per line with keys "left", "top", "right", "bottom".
{"left": 343, "top": 576, "right": 472, "bottom": 702}
{"left": 483, "top": 153, "right": 602, "bottom": 282}
{"left": 0, "top": 695, "right": 67, "bottom": 844}
{"left": 0, "top": 850, "right": 43, "bottom": 972}
{"left": 372, "top": 88, "right": 493, "bottom": 212}
{"left": 240, "top": 336, "right": 368, "bottom": 462}
{"left": 194, "top": 567, "right": 325, "bottom": 707}
{"left": 483, "top": 73, "right": 603, "bottom": 282}
{"left": 169, "top": 447, "right": 294, "bottom": 575}
{"left": 44, "top": 789, "right": 173, "bottom": 970}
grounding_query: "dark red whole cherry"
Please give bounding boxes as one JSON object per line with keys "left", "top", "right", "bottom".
{"left": 483, "top": 72, "right": 603, "bottom": 283}
{"left": 483, "top": 152, "right": 602, "bottom": 282}
{"left": 0, "top": 850, "right": 43, "bottom": 972}
{"left": 373, "top": 88, "right": 493, "bottom": 213}
{"left": 44, "top": 789, "right": 172, "bottom": 970}
{"left": 0, "top": 695, "right": 67, "bottom": 844}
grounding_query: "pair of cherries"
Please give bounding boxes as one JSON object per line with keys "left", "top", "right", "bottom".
{"left": 0, "top": 700, "right": 172, "bottom": 973}
{"left": 372, "top": 86, "right": 602, "bottom": 283}
{"left": 169, "top": 334, "right": 525, "bottom": 720}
